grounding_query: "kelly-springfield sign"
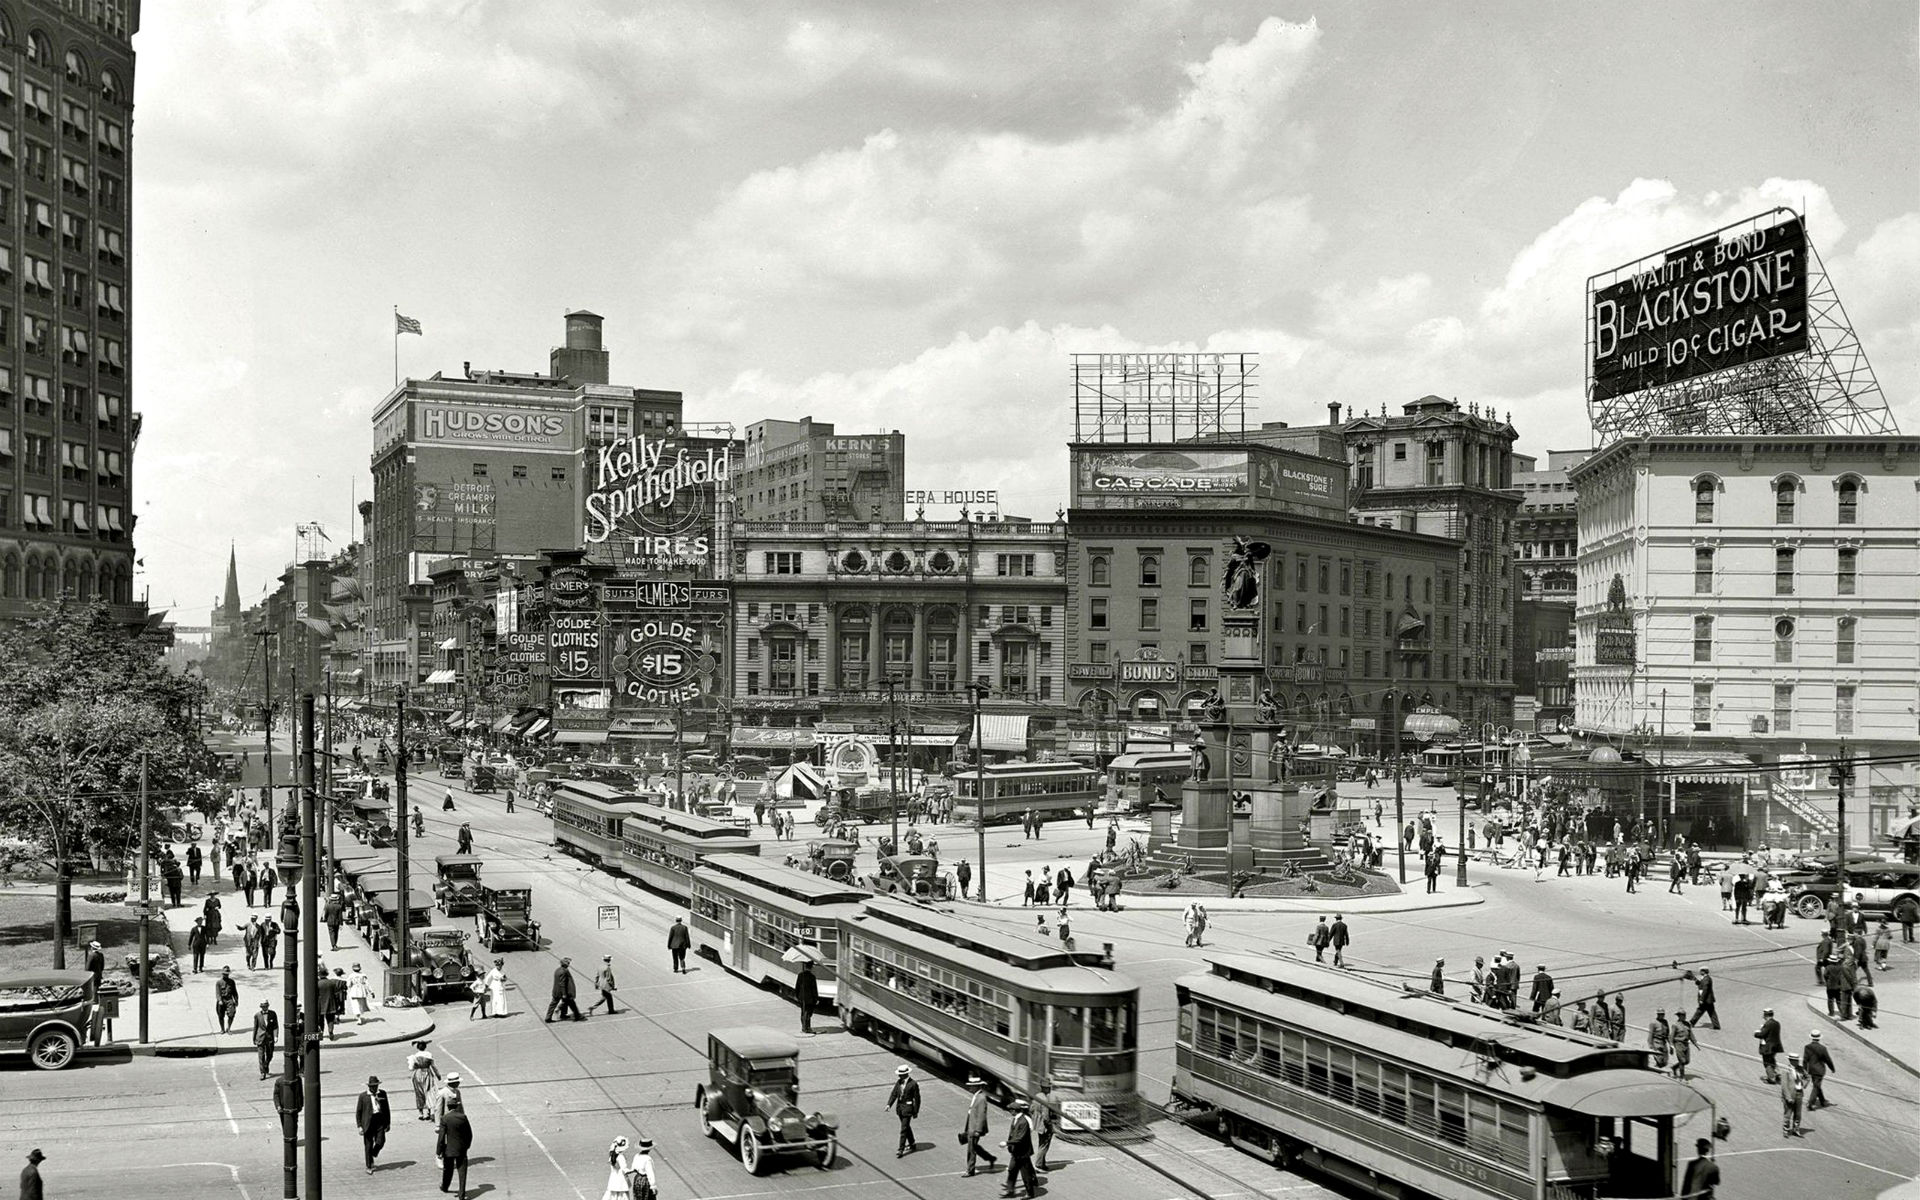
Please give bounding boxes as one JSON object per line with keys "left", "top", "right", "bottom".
{"left": 583, "top": 434, "right": 728, "bottom": 572}
{"left": 1590, "top": 212, "right": 1809, "bottom": 402}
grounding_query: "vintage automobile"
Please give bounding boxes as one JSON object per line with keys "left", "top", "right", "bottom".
{"left": 468, "top": 762, "right": 498, "bottom": 794}
{"left": 804, "top": 839, "right": 858, "bottom": 882}
{"left": 433, "top": 855, "right": 486, "bottom": 916}
{"left": 438, "top": 748, "right": 464, "bottom": 779}
{"left": 1787, "top": 862, "right": 1920, "bottom": 921}
{"left": 475, "top": 885, "right": 540, "bottom": 951}
{"left": 401, "top": 926, "right": 479, "bottom": 1002}
{"left": 0, "top": 971, "right": 101, "bottom": 1070}
{"left": 693, "top": 1027, "right": 839, "bottom": 1174}
{"left": 365, "top": 886, "right": 435, "bottom": 961}
{"left": 867, "top": 853, "right": 950, "bottom": 900}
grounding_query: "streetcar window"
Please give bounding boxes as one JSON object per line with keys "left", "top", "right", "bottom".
{"left": 1089, "top": 1005, "right": 1122, "bottom": 1051}
{"left": 1052, "top": 1005, "right": 1087, "bottom": 1050}
{"left": 1352, "top": 1057, "right": 1380, "bottom": 1114}
{"left": 1437, "top": 1087, "right": 1468, "bottom": 1147}
{"left": 1327, "top": 1044, "right": 1355, "bottom": 1105}
{"left": 1282, "top": 1029, "right": 1305, "bottom": 1085}
{"left": 1378, "top": 1063, "right": 1408, "bottom": 1124}
{"left": 1304, "top": 1040, "right": 1329, "bottom": 1094}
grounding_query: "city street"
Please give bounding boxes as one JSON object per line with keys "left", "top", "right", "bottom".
{"left": 6, "top": 748, "right": 1915, "bottom": 1200}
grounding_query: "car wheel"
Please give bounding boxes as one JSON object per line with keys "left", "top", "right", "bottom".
{"left": 740, "top": 1131, "right": 764, "bottom": 1175}
{"left": 29, "top": 1028, "right": 78, "bottom": 1070}
{"left": 695, "top": 1088, "right": 714, "bottom": 1137}
{"left": 1795, "top": 893, "right": 1829, "bottom": 921}
{"left": 817, "top": 1134, "right": 837, "bottom": 1169}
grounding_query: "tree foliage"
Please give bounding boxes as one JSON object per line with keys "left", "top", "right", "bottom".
{"left": 0, "top": 602, "right": 215, "bottom": 867}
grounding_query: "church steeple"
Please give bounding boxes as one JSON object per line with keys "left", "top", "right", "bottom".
{"left": 222, "top": 543, "right": 242, "bottom": 620}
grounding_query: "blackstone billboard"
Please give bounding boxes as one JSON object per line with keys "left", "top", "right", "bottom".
{"left": 1589, "top": 213, "right": 1809, "bottom": 402}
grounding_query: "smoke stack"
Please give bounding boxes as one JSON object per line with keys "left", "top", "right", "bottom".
{"left": 1328, "top": 402, "right": 1343, "bottom": 425}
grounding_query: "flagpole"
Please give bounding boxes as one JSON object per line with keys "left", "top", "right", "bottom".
{"left": 393, "top": 306, "right": 399, "bottom": 387}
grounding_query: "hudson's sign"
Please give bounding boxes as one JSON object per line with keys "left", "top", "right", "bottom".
{"left": 416, "top": 403, "right": 572, "bottom": 450}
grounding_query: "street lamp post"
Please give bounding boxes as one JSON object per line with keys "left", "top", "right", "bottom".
{"left": 968, "top": 680, "right": 990, "bottom": 902}
{"left": 1388, "top": 688, "right": 1406, "bottom": 885}
{"left": 393, "top": 687, "right": 412, "bottom": 1001}
{"left": 879, "top": 676, "right": 904, "bottom": 852}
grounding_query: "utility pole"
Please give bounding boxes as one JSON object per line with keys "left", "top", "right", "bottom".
{"left": 1830, "top": 740, "right": 1851, "bottom": 891}
{"left": 969, "top": 680, "right": 989, "bottom": 902}
{"left": 275, "top": 695, "right": 311, "bottom": 1200}
{"left": 882, "top": 676, "right": 902, "bottom": 852}
{"left": 1658, "top": 690, "right": 1669, "bottom": 847}
{"left": 394, "top": 688, "right": 412, "bottom": 1002}
{"left": 260, "top": 630, "right": 276, "bottom": 832}
{"left": 137, "top": 752, "right": 150, "bottom": 1044}
{"left": 674, "top": 706, "right": 685, "bottom": 810}
{"left": 299, "top": 691, "right": 322, "bottom": 1200}
{"left": 323, "top": 670, "right": 335, "bottom": 889}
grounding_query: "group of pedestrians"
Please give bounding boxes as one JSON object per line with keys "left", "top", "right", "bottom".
{"left": 955, "top": 1072, "right": 1058, "bottom": 1199}
{"left": 1020, "top": 867, "right": 1076, "bottom": 907}
{"left": 348, "top": 1049, "right": 479, "bottom": 1198}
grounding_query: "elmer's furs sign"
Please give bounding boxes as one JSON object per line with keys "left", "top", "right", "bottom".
{"left": 583, "top": 435, "right": 727, "bottom": 568}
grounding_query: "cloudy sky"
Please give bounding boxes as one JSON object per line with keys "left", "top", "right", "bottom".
{"left": 132, "top": 2, "right": 1919, "bottom": 621}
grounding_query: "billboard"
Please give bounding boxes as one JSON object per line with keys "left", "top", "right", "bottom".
{"left": 583, "top": 433, "right": 730, "bottom": 574}
{"left": 414, "top": 402, "right": 573, "bottom": 451}
{"left": 1590, "top": 215, "right": 1809, "bottom": 402}
{"left": 1076, "top": 448, "right": 1248, "bottom": 496}
{"left": 412, "top": 479, "right": 497, "bottom": 551}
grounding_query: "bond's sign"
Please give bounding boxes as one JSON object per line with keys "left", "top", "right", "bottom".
{"left": 1590, "top": 214, "right": 1809, "bottom": 402}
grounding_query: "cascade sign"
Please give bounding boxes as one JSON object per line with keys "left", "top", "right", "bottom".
{"left": 583, "top": 434, "right": 728, "bottom": 571}
{"left": 1590, "top": 215, "right": 1809, "bottom": 401}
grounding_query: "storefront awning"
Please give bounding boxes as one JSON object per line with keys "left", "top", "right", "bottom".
{"left": 438, "top": 637, "right": 458, "bottom": 650}
{"left": 973, "top": 714, "right": 1029, "bottom": 753}
{"left": 554, "top": 729, "right": 608, "bottom": 745}
{"left": 732, "top": 727, "right": 819, "bottom": 749}
{"left": 1662, "top": 753, "right": 1754, "bottom": 785}
{"left": 490, "top": 715, "right": 517, "bottom": 733}
{"left": 524, "top": 718, "right": 551, "bottom": 739}
{"left": 423, "top": 669, "right": 457, "bottom": 685}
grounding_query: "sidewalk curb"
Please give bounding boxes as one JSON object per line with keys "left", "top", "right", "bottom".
{"left": 122, "top": 1016, "right": 440, "bottom": 1058}
{"left": 952, "top": 890, "right": 1486, "bottom": 914}
{"left": 1802, "top": 997, "right": 1918, "bottom": 1080}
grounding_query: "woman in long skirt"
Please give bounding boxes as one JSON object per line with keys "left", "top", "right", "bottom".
{"left": 486, "top": 958, "right": 511, "bottom": 1017}
{"left": 407, "top": 1041, "right": 441, "bottom": 1120}
{"left": 601, "top": 1137, "right": 632, "bottom": 1200}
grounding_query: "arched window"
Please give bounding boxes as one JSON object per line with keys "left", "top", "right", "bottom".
{"left": 1837, "top": 478, "right": 1860, "bottom": 525}
{"left": 25, "top": 29, "right": 52, "bottom": 66}
{"left": 101, "top": 67, "right": 122, "bottom": 103}
{"left": 1, "top": 553, "right": 17, "bottom": 597}
{"left": 1087, "top": 555, "right": 1108, "bottom": 587}
{"left": 1188, "top": 556, "right": 1207, "bottom": 587}
{"left": 1775, "top": 477, "right": 1797, "bottom": 524}
{"left": 0, "top": 12, "right": 13, "bottom": 48}
{"left": 1693, "top": 477, "right": 1716, "bottom": 523}
{"left": 63, "top": 47, "right": 87, "bottom": 85}
{"left": 1773, "top": 617, "right": 1795, "bottom": 664}
{"left": 1139, "top": 555, "right": 1159, "bottom": 587}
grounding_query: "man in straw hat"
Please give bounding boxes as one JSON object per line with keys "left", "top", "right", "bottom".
{"left": 886, "top": 1064, "right": 921, "bottom": 1157}
{"left": 1000, "top": 1098, "right": 1037, "bottom": 1199}
{"left": 960, "top": 1074, "right": 998, "bottom": 1176}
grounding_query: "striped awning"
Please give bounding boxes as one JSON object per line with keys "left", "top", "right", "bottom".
{"left": 524, "top": 718, "right": 551, "bottom": 739}
{"left": 555, "top": 729, "right": 608, "bottom": 745}
{"left": 423, "top": 669, "right": 457, "bottom": 685}
{"left": 974, "top": 714, "right": 1029, "bottom": 753}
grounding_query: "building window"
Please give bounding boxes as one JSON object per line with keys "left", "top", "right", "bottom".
{"left": 1837, "top": 479, "right": 1859, "bottom": 525}
{"left": 1694, "top": 547, "right": 1713, "bottom": 594}
{"left": 1693, "top": 615, "right": 1712, "bottom": 663}
{"left": 1774, "top": 547, "right": 1795, "bottom": 596}
{"left": 1088, "top": 555, "right": 1109, "bottom": 586}
{"left": 1773, "top": 617, "right": 1795, "bottom": 664}
{"left": 1775, "top": 478, "right": 1796, "bottom": 524}
{"left": 1339, "top": 563, "right": 1351, "bottom": 595}
{"left": 1188, "top": 599, "right": 1207, "bottom": 632}
{"left": 1393, "top": 442, "right": 1406, "bottom": 460}
{"left": 996, "top": 553, "right": 1035, "bottom": 577}
{"left": 1835, "top": 685, "right": 1857, "bottom": 735}
{"left": 510, "top": 464, "right": 527, "bottom": 479}
{"left": 1188, "top": 556, "right": 1207, "bottom": 587}
{"left": 1692, "top": 684, "right": 1712, "bottom": 732}
{"left": 1089, "top": 598, "right": 1108, "bottom": 630}
{"left": 1837, "top": 547, "right": 1857, "bottom": 595}
{"left": 1188, "top": 642, "right": 1208, "bottom": 666}
{"left": 1088, "top": 640, "right": 1107, "bottom": 662}
{"left": 551, "top": 467, "right": 567, "bottom": 482}
{"left": 1139, "top": 555, "right": 1159, "bottom": 587}
{"left": 1140, "top": 598, "right": 1159, "bottom": 631}
{"left": 470, "top": 463, "right": 487, "bottom": 477}
{"left": 746, "top": 671, "right": 759, "bottom": 696}
{"left": 763, "top": 552, "right": 801, "bottom": 574}
{"left": 1297, "top": 558, "right": 1310, "bottom": 590}
{"left": 1425, "top": 441, "right": 1445, "bottom": 486}
{"left": 1837, "top": 618, "right": 1856, "bottom": 665}
{"left": 1773, "top": 685, "right": 1794, "bottom": 732}
{"left": 978, "top": 641, "right": 990, "bottom": 665}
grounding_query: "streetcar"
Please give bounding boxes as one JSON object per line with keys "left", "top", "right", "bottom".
{"left": 551, "top": 780, "right": 657, "bottom": 869}
{"left": 1104, "top": 750, "right": 1190, "bottom": 813}
{"left": 689, "top": 855, "right": 867, "bottom": 1002}
{"left": 616, "top": 807, "right": 762, "bottom": 900}
{"left": 1418, "top": 745, "right": 1463, "bottom": 786}
{"left": 1171, "top": 954, "right": 1717, "bottom": 1200}
{"left": 839, "top": 899, "right": 1139, "bottom": 1129}
{"left": 951, "top": 761, "right": 1102, "bottom": 826}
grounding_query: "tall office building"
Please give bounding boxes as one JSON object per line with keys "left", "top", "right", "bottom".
{"left": 0, "top": 2, "right": 140, "bottom": 617}
{"left": 736, "top": 417, "right": 905, "bottom": 523}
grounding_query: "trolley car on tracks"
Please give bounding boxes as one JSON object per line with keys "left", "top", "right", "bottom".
{"left": 551, "top": 780, "right": 656, "bottom": 869}
{"left": 1171, "top": 954, "right": 1718, "bottom": 1200}
{"left": 950, "top": 761, "right": 1101, "bottom": 826}
{"left": 617, "top": 808, "right": 762, "bottom": 900}
{"left": 690, "top": 855, "right": 867, "bottom": 1002}
{"left": 839, "top": 898, "right": 1139, "bottom": 1129}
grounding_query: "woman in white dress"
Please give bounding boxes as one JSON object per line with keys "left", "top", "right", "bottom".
{"left": 347, "top": 964, "right": 376, "bottom": 1022}
{"left": 600, "top": 1137, "right": 631, "bottom": 1200}
{"left": 486, "top": 958, "right": 511, "bottom": 1017}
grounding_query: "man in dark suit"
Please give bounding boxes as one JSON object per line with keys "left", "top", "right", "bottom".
{"left": 885, "top": 1064, "right": 920, "bottom": 1157}
{"left": 1530, "top": 966, "right": 1555, "bottom": 1014}
{"left": 356, "top": 1076, "right": 392, "bottom": 1173}
{"left": 186, "top": 843, "right": 203, "bottom": 884}
{"left": 795, "top": 959, "right": 820, "bottom": 1034}
{"left": 1001, "top": 1098, "right": 1037, "bottom": 1199}
{"left": 252, "top": 1001, "right": 278, "bottom": 1079}
{"left": 325, "top": 891, "right": 345, "bottom": 951}
{"left": 438, "top": 1097, "right": 473, "bottom": 1199}
{"left": 545, "top": 958, "right": 584, "bottom": 1022}
{"left": 1753, "top": 1006, "right": 1783, "bottom": 1083}
{"left": 961, "top": 1075, "right": 997, "bottom": 1177}
{"left": 666, "top": 917, "right": 691, "bottom": 973}
{"left": 188, "top": 918, "right": 210, "bottom": 974}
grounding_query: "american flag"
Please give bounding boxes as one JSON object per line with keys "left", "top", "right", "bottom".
{"left": 395, "top": 312, "right": 423, "bottom": 336}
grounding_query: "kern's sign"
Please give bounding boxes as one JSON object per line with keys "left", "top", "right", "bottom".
{"left": 416, "top": 403, "right": 572, "bottom": 450}
{"left": 1590, "top": 214, "right": 1809, "bottom": 402}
